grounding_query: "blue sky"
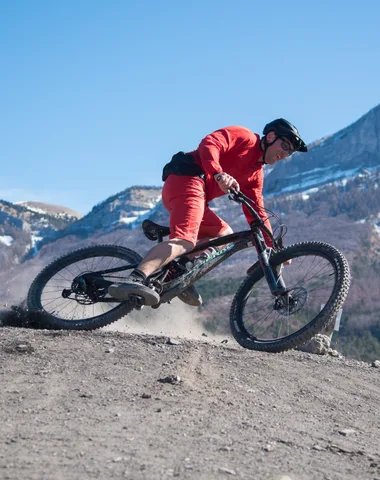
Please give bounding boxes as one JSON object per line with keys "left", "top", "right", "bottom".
{"left": 1, "top": 0, "right": 379, "bottom": 214}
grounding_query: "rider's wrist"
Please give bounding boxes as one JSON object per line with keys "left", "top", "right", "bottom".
{"left": 214, "top": 172, "right": 224, "bottom": 182}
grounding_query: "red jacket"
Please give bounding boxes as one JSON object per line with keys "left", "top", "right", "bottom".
{"left": 188, "top": 126, "right": 273, "bottom": 243}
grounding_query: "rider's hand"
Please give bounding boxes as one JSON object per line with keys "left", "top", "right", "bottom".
{"left": 214, "top": 172, "right": 240, "bottom": 194}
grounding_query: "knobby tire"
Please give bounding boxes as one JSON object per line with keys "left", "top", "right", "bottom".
{"left": 27, "top": 245, "right": 142, "bottom": 330}
{"left": 229, "top": 241, "right": 350, "bottom": 353}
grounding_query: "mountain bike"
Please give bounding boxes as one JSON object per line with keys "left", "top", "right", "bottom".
{"left": 27, "top": 190, "right": 351, "bottom": 353}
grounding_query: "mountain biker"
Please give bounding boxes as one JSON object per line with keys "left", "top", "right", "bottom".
{"left": 108, "top": 118, "right": 308, "bottom": 307}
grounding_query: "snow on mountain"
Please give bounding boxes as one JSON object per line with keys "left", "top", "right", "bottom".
{"left": 62, "top": 186, "right": 162, "bottom": 236}
{"left": 0, "top": 187, "right": 163, "bottom": 266}
{"left": 16, "top": 201, "right": 82, "bottom": 219}
{"left": 0, "top": 235, "right": 13, "bottom": 246}
{"left": 0, "top": 199, "right": 82, "bottom": 267}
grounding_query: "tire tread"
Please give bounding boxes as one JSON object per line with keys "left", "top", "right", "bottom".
{"left": 27, "top": 245, "right": 142, "bottom": 330}
{"left": 229, "top": 241, "right": 350, "bottom": 352}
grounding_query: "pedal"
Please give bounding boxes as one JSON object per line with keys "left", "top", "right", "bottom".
{"left": 129, "top": 294, "right": 145, "bottom": 309}
{"left": 108, "top": 283, "right": 160, "bottom": 306}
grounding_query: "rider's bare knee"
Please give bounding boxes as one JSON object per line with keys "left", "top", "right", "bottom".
{"left": 168, "top": 238, "right": 194, "bottom": 256}
{"left": 221, "top": 226, "right": 233, "bottom": 236}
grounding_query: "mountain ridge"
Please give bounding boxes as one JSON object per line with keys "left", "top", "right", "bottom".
{"left": 16, "top": 201, "right": 83, "bottom": 219}
{"left": 1, "top": 104, "right": 379, "bottom": 360}
{"left": 264, "top": 103, "right": 380, "bottom": 196}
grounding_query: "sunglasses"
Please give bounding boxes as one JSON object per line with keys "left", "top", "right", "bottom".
{"left": 278, "top": 137, "right": 295, "bottom": 155}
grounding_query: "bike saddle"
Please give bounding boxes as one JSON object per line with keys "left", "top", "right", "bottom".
{"left": 142, "top": 220, "right": 171, "bottom": 241}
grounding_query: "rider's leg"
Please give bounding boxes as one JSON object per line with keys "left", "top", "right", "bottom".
{"left": 108, "top": 238, "right": 194, "bottom": 306}
{"left": 134, "top": 174, "right": 209, "bottom": 276}
{"left": 176, "top": 208, "right": 233, "bottom": 307}
{"left": 187, "top": 225, "right": 234, "bottom": 258}
{"left": 109, "top": 176, "right": 234, "bottom": 306}
{"left": 134, "top": 237, "right": 194, "bottom": 277}
{"left": 195, "top": 204, "right": 234, "bottom": 251}
{"left": 108, "top": 175, "right": 206, "bottom": 305}
{"left": 176, "top": 226, "right": 233, "bottom": 307}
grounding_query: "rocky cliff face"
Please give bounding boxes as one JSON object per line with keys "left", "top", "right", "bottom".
{"left": 0, "top": 200, "right": 81, "bottom": 269}
{"left": 0, "top": 187, "right": 163, "bottom": 268}
{"left": 65, "top": 186, "right": 162, "bottom": 235}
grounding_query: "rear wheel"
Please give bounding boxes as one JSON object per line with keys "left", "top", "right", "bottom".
{"left": 27, "top": 245, "right": 142, "bottom": 330}
{"left": 230, "top": 242, "right": 350, "bottom": 352}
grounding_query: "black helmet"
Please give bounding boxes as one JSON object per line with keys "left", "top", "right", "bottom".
{"left": 263, "top": 118, "right": 308, "bottom": 152}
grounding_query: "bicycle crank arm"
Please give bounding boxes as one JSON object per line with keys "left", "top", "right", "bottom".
{"left": 61, "top": 290, "right": 123, "bottom": 303}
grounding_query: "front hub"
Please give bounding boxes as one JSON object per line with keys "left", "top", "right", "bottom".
{"left": 273, "top": 287, "right": 308, "bottom": 316}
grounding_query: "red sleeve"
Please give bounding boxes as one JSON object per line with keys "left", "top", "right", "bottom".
{"left": 197, "top": 127, "right": 254, "bottom": 176}
{"left": 240, "top": 182, "right": 274, "bottom": 248}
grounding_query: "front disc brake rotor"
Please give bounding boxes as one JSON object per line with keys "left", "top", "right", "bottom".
{"left": 273, "top": 287, "right": 308, "bottom": 316}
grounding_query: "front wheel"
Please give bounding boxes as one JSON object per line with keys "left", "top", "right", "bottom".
{"left": 230, "top": 242, "right": 350, "bottom": 353}
{"left": 27, "top": 245, "right": 142, "bottom": 330}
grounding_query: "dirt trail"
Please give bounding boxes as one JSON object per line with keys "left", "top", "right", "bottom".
{"left": 1, "top": 326, "right": 380, "bottom": 480}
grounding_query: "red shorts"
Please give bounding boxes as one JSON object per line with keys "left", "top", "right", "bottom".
{"left": 162, "top": 175, "right": 230, "bottom": 245}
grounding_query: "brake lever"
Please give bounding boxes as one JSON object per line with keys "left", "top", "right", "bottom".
{"left": 275, "top": 236, "right": 284, "bottom": 250}
{"left": 228, "top": 187, "right": 242, "bottom": 203}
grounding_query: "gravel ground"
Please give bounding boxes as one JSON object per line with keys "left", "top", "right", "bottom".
{"left": 1, "top": 327, "right": 380, "bottom": 480}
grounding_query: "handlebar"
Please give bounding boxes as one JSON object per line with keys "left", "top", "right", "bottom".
{"left": 228, "top": 188, "right": 283, "bottom": 249}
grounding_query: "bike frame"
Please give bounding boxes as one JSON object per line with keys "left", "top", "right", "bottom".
{"left": 157, "top": 190, "right": 286, "bottom": 303}
{"left": 82, "top": 190, "right": 286, "bottom": 305}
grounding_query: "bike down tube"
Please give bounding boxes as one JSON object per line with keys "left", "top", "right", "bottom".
{"left": 234, "top": 190, "right": 287, "bottom": 296}
{"left": 159, "top": 235, "right": 252, "bottom": 303}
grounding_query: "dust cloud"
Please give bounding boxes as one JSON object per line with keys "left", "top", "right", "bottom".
{"left": 105, "top": 298, "right": 231, "bottom": 343}
{"left": 0, "top": 299, "right": 232, "bottom": 344}
{"left": 0, "top": 254, "right": 230, "bottom": 342}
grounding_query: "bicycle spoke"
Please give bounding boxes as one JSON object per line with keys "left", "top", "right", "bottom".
{"left": 38, "top": 252, "right": 135, "bottom": 322}
{"left": 239, "top": 251, "right": 338, "bottom": 341}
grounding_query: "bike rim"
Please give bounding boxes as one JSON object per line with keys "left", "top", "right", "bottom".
{"left": 240, "top": 251, "right": 338, "bottom": 342}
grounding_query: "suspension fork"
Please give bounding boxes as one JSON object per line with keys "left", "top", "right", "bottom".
{"left": 252, "top": 229, "right": 287, "bottom": 295}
